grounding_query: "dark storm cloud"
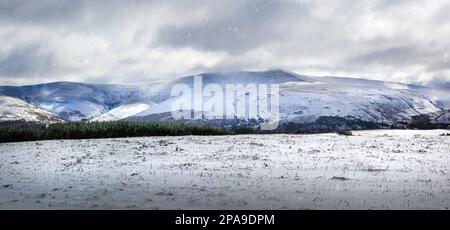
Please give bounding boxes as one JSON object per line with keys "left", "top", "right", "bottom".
{"left": 0, "top": 0, "right": 449, "bottom": 85}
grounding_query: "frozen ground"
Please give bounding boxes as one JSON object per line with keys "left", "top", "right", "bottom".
{"left": 0, "top": 130, "right": 449, "bottom": 210}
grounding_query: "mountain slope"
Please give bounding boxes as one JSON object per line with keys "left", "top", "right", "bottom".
{"left": 278, "top": 78, "right": 442, "bottom": 123}
{"left": 0, "top": 82, "right": 148, "bottom": 121}
{"left": 1, "top": 70, "right": 449, "bottom": 131}
{"left": 0, "top": 96, "right": 63, "bottom": 124}
{"left": 91, "top": 103, "right": 154, "bottom": 122}
{"left": 131, "top": 70, "right": 449, "bottom": 130}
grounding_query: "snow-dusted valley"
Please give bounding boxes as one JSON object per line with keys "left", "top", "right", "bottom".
{"left": 0, "top": 130, "right": 449, "bottom": 210}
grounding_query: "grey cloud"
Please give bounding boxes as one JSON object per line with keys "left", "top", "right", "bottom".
{"left": 0, "top": 44, "right": 55, "bottom": 77}
{"left": 348, "top": 46, "right": 425, "bottom": 67}
{"left": 154, "top": 0, "right": 308, "bottom": 54}
{"left": 347, "top": 45, "right": 450, "bottom": 74}
{"left": 0, "top": 0, "right": 449, "bottom": 85}
{"left": 0, "top": 0, "right": 83, "bottom": 25}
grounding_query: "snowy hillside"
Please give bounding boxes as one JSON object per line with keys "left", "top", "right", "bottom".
{"left": 0, "top": 70, "right": 449, "bottom": 130}
{"left": 433, "top": 110, "right": 450, "bottom": 124}
{"left": 277, "top": 77, "right": 442, "bottom": 124}
{"left": 0, "top": 96, "right": 62, "bottom": 123}
{"left": 0, "top": 82, "right": 148, "bottom": 121}
{"left": 91, "top": 103, "right": 154, "bottom": 122}
{"left": 131, "top": 70, "right": 450, "bottom": 129}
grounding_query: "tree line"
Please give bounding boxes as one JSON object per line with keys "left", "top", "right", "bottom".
{"left": 0, "top": 121, "right": 232, "bottom": 143}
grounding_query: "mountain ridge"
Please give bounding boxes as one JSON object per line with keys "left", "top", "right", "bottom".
{"left": 1, "top": 70, "right": 449, "bottom": 130}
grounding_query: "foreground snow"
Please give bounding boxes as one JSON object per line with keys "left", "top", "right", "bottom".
{"left": 0, "top": 130, "right": 449, "bottom": 209}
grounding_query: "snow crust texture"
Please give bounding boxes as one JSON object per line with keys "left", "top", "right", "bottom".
{"left": 0, "top": 130, "right": 449, "bottom": 209}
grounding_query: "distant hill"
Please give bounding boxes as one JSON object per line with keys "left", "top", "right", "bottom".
{"left": 1, "top": 70, "right": 449, "bottom": 131}
{"left": 0, "top": 96, "right": 63, "bottom": 124}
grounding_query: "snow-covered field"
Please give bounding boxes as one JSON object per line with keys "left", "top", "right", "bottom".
{"left": 0, "top": 130, "right": 449, "bottom": 210}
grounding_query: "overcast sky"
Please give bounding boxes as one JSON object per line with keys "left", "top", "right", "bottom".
{"left": 1, "top": 0, "right": 450, "bottom": 85}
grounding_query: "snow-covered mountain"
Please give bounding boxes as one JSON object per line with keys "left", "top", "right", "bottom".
{"left": 0, "top": 96, "right": 63, "bottom": 124}
{"left": 1, "top": 70, "right": 449, "bottom": 130}
{"left": 91, "top": 102, "right": 155, "bottom": 122}
{"left": 130, "top": 70, "right": 450, "bottom": 130}
{"left": 131, "top": 70, "right": 316, "bottom": 120}
{"left": 0, "top": 82, "right": 148, "bottom": 121}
